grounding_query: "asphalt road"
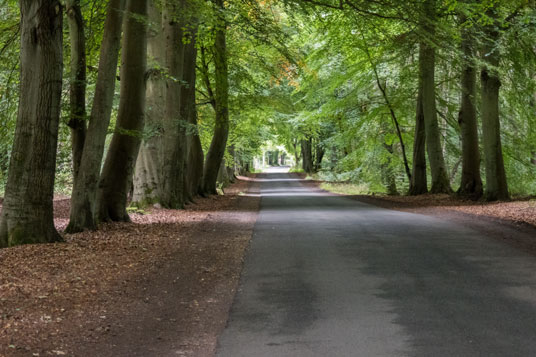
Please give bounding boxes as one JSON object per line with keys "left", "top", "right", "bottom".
{"left": 216, "top": 169, "right": 536, "bottom": 357}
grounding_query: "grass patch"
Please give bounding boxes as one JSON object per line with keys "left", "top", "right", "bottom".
{"left": 289, "top": 167, "right": 304, "bottom": 173}
{"left": 320, "top": 182, "right": 371, "bottom": 195}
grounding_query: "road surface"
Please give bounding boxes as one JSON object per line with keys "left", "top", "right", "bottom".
{"left": 216, "top": 168, "right": 536, "bottom": 356}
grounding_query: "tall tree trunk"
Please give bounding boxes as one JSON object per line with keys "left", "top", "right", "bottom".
{"left": 202, "top": 0, "right": 230, "bottom": 195}
{"left": 66, "top": 0, "right": 87, "bottom": 180}
{"left": 458, "top": 14, "right": 483, "bottom": 199}
{"left": 97, "top": 0, "right": 148, "bottom": 222}
{"left": 0, "top": 0, "right": 63, "bottom": 247}
{"left": 133, "top": 0, "right": 165, "bottom": 205}
{"left": 314, "top": 144, "right": 325, "bottom": 172}
{"left": 160, "top": 3, "right": 187, "bottom": 208}
{"left": 184, "top": 32, "right": 204, "bottom": 198}
{"left": 66, "top": 0, "right": 126, "bottom": 233}
{"left": 301, "top": 138, "right": 313, "bottom": 174}
{"left": 420, "top": 0, "right": 451, "bottom": 193}
{"left": 409, "top": 83, "right": 428, "bottom": 195}
{"left": 481, "top": 7, "right": 509, "bottom": 201}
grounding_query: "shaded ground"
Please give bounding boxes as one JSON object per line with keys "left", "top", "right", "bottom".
{"left": 0, "top": 177, "right": 259, "bottom": 356}
{"left": 303, "top": 177, "right": 536, "bottom": 255}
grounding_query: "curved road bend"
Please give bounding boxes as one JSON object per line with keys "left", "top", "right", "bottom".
{"left": 216, "top": 168, "right": 536, "bottom": 357}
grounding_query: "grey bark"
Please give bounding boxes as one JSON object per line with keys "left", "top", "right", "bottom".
{"left": 133, "top": 0, "right": 165, "bottom": 205}
{"left": 202, "top": 0, "right": 230, "bottom": 195}
{"left": 160, "top": 2, "right": 187, "bottom": 208}
{"left": 420, "top": 0, "right": 452, "bottom": 193}
{"left": 66, "top": 0, "right": 87, "bottom": 180}
{"left": 409, "top": 83, "right": 428, "bottom": 195}
{"left": 184, "top": 32, "right": 204, "bottom": 198}
{"left": 97, "top": 0, "right": 148, "bottom": 222}
{"left": 0, "top": 0, "right": 63, "bottom": 247}
{"left": 66, "top": 0, "right": 126, "bottom": 233}
{"left": 481, "top": 7, "right": 509, "bottom": 201}
{"left": 458, "top": 15, "right": 483, "bottom": 199}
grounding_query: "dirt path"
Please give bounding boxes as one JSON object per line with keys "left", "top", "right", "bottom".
{"left": 0, "top": 177, "right": 259, "bottom": 357}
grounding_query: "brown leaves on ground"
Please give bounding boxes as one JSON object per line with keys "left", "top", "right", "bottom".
{"left": 354, "top": 193, "right": 536, "bottom": 228}
{"left": 0, "top": 178, "right": 260, "bottom": 357}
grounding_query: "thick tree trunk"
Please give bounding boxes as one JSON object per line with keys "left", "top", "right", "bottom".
{"left": 66, "top": 0, "right": 87, "bottom": 180}
{"left": 133, "top": 0, "right": 165, "bottom": 205}
{"left": 301, "top": 138, "right": 313, "bottom": 174}
{"left": 66, "top": 0, "right": 126, "bottom": 233}
{"left": 481, "top": 8, "right": 509, "bottom": 201}
{"left": 0, "top": 0, "right": 63, "bottom": 247}
{"left": 409, "top": 83, "right": 428, "bottom": 195}
{"left": 184, "top": 34, "right": 204, "bottom": 198}
{"left": 420, "top": 0, "right": 451, "bottom": 194}
{"left": 202, "top": 0, "right": 230, "bottom": 195}
{"left": 458, "top": 18, "right": 483, "bottom": 199}
{"left": 160, "top": 2, "right": 187, "bottom": 208}
{"left": 97, "top": 0, "right": 148, "bottom": 222}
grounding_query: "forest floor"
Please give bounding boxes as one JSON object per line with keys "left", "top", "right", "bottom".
{"left": 0, "top": 177, "right": 260, "bottom": 357}
{"left": 304, "top": 178, "right": 536, "bottom": 255}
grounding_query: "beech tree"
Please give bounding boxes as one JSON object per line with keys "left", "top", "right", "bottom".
{"left": 66, "top": 0, "right": 87, "bottom": 180}
{"left": 0, "top": 0, "right": 64, "bottom": 247}
{"left": 457, "top": 8, "right": 483, "bottom": 199}
{"left": 183, "top": 29, "right": 204, "bottom": 199}
{"left": 201, "top": 0, "right": 230, "bottom": 195}
{"left": 66, "top": 0, "right": 126, "bottom": 233}
{"left": 480, "top": 4, "right": 509, "bottom": 201}
{"left": 133, "top": 0, "right": 165, "bottom": 205}
{"left": 420, "top": 0, "right": 452, "bottom": 194}
{"left": 97, "top": 0, "right": 148, "bottom": 222}
{"left": 160, "top": 1, "right": 187, "bottom": 208}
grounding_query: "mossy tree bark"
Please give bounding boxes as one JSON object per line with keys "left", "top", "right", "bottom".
{"left": 66, "top": 0, "right": 126, "bottom": 233}
{"left": 0, "top": 0, "right": 63, "bottom": 247}
{"left": 409, "top": 84, "right": 428, "bottom": 195}
{"left": 133, "top": 0, "right": 165, "bottom": 205}
{"left": 184, "top": 31, "right": 205, "bottom": 199}
{"left": 97, "top": 0, "right": 148, "bottom": 222}
{"left": 458, "top": 13, "right": 483, "bottom": 199}
{"left": 202, "top": 0, "right": 230, "bottom": 195}
{"left": 66, "top": 0, "right": 87, "bottom": 181}
{"left": 301, "top": 137, "right": 314, "bottom": 174}
{"left": 420, "top": 0, "right": 452, "bottom": 194}
{"left": 481, "top": 7, "right": 509, "bottom": 201}
{"left": 160, "top": 1, "right": 187, "bottom": 208}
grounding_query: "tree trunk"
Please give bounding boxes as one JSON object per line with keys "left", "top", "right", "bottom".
{"left": 184, "top": 32, "right": 204, "bottom": 198}
{"left": 202, "top": 0, "right": 230, "bottom": 195}
{"left": 481, "top": 7, "right": 509, "bottom": 201}
{"left": 97, "top": 0, "right": 148, "bottom": 222}
{"left": 458, "top": 15, "right": 483, "bottom": 199}
{"left": 301, "top": 138, "right": 313, "bottom": 174}
{"left": 133, "top": 0, "right": 165, "bottom": 205}
{"left": 159, "top": 3, "right": 187, "bottom": 208}
{"left": 66, "top": 0, "right": 126, "bottom": 233}
{"left": 420, "top": 0, "right": 451, "bottom": 194}
{"left": 382, "top": 144, "right": 399, "bottom": 196}
{"left": 409, "top": 83, "right": 428, "bottom": 195}
{"left": 0, "top": 0, "right": 63, "bottom": 247}
{"left": 314, "top": 144, "right": 325, "bottom": 172}
{"left": 66, "top": 0, "right": 87, "bottom": 181}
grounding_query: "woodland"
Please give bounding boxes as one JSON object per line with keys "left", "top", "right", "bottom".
{"left": 0, "top": 0, "right": 535, "bottom": 248}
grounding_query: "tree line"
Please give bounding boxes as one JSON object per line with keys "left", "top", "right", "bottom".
{"left": 275, "top": 0, "right": 535, "bottom": 200}
{"left": 0, "top": 0, "right": 238, "bottom": 247}
{"left": 1, "top": 0, "right": 535, "bottom": 248}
